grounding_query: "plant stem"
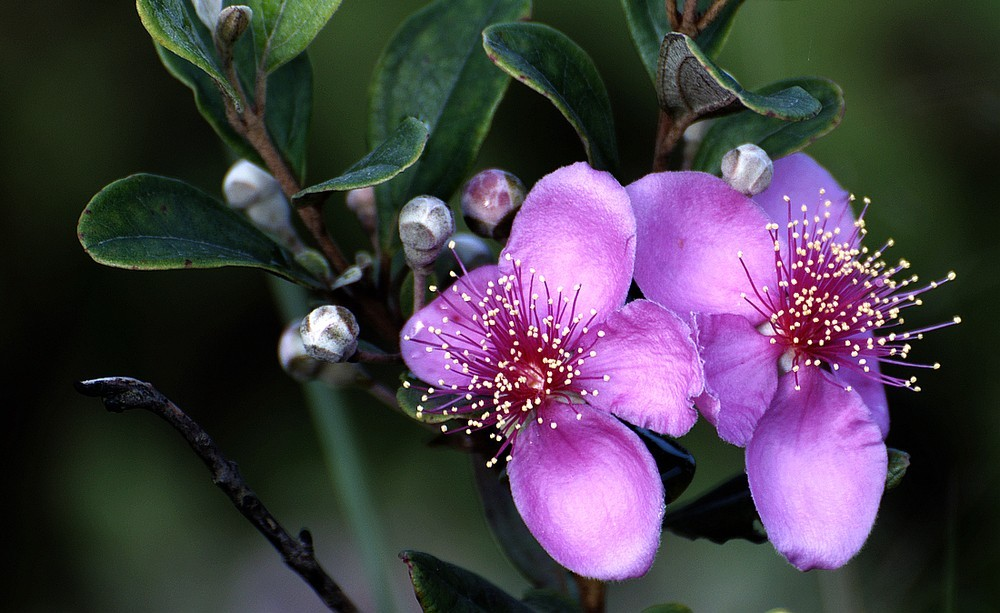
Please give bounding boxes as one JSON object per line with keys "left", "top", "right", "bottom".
{"left": 573, "top": 575, "right": 606, "bottom": 613}
{"left": 665, "top": 0, "right": 679, "bottom": 31}
{"left": 652, "top": 110, "right": 694, "bottom": 172}
{"left": 75, "top": 377, "right": 358, "bottom": 613}
{"left": 697, "top": 0, "right": 731, "bottom": 31}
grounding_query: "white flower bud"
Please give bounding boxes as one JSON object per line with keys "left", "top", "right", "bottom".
{"left": 399, "top": 195, "right": 454, "bottom": 271}
{"left": 346, "top": 187, "right": 377, "bottom": 233}
{"left": 215, "top": 5, "right": 252, "bottom": 47}
{"left": 278, "top": 320, "right": 323, "bottom": 382}
{"left": 721, "top": 144, "right": 774, "bottom": 196}
{"left": 193, "top": 0, "right": 222, "bottom": 30}
{"left": 223, "top": 160, "right": 302, "bottom": 250}
{"left": 460, "top": 169, "right": 525, "bottom": 239}
{"left": 300, "top": 305, "right": 360, "bottom": 363}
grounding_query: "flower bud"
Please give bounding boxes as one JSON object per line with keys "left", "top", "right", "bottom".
{"left": 346, "top": 187, "right": 377, "bottom": 234}
{"left": 223, "top": 160, "right": 302, "bottom": 251}
{"left": 399, "top": 195, "right": 454, "bottom": 271}
{"left": 278, "top": 320, "right": 323, "bottom": 382}
{"left": 215, "top": 5, "right": 253, "bottom": 48}
{"left": 460, "top": 169, "right": 525, "bottom": 240}
{"left": 721, "top": 144, "right": 773, "bottom": 196}
{"left": 300, "top": 305, "right": 360, "bottom": 363}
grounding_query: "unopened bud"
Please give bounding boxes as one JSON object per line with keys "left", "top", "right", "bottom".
{"left": 193, "top": 0, "right": 222, "bottom": 30}
{"left": 300, "top": 305, "right": 360, "bottom": 363}
{"left": 399, "top": 195, "right": 454, "bottom": 270}
{"left": 224, "top": 160, "right": 302, "bottom": 250}
{"left": 721, "top": 144, "right": 773, "bottom": 196}
{"left": 346, "top": 187, "right": 377, "bottom": 234}
{"left": 461, "top": 169, "right": 525, "bottom": 240}
{"left": 278, "top": 320, "right": 323, "bottom": 382}
{"left": 215, "top": 5, "right": 253, "bottom": 48}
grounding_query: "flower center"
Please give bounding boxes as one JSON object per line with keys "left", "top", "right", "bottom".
{"left": 403, "top": 254, "right": 607, "bottom": 465}
{"left": 741, "top": 193, "right": 958, "bottom": 391}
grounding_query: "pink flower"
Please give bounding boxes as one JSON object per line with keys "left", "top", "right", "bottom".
{"left": 629, "top": 153, "right": 957, "bottom": 570}
{"left": 401, "top": 163, "right": 704, "bottom": 580}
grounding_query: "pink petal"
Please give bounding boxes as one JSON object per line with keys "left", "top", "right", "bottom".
{"left": 833, "top": 363, "right": 890, "bottom": 438}
{"left": 581, "top": 300, "right": 702, "bottom": 437}
{"left": 695, "top": 313, "right": 785, "bottom": 446}
{"left": 508, "top": 401, "right": 664, "bottom": 580}
{"left": 629, "top": 171, "right": 775, "bottom": 324}
{"left": 400, "top": 264, "right": 500, "bottom": 389}
{"left": 501, "top": 162, "right": 635, "bottom": 316}
{"left": 755, "top": 153, "right": 856, "bottom": 240}
{"left": 747, "top": 369, "right": 887, "bottom": 570}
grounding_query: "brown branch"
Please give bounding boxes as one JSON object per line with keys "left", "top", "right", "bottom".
{"left": 680, "top": 0, "right": 699, "bottom": 35}
{"left": 652, "top": 110, "right": 695, "bottom": 172}
{"left": 573, "top": 575, "right": 606, "bottom": 613}
{"left": 75, "top": 377, "right": 358, "bottom": 613}
{"left": 665, "top": 0, "right": 679, "bottom": 31}
{"left": 696, "top": 0, "right": 731, "bottom": 31}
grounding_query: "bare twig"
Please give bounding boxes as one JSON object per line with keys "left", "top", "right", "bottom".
{"left": 680, "top": 0, "right": 698, "bottom": 35}
{"left": 75, "top": 377, "right": 358, "bottom": 613}
{"left": 696, "top": 0, "right": 731, "bottom": 31}
{"left": 652, "top": 110, "right": 695, "bottom": 172}
{"left": 665, "top": 0, "right": 679, "bottom": 31}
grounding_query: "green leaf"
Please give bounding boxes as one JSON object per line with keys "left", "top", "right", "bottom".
{"left": 401, "top": 550, "right": 534, "bottom": 613}
{"left": 137, "top": 0, "right": 240, "bottom": 106}
{"left": 244, "top": 0, "right": 343, "bottom": 74}
{"left": 155, "top": 45, "right": 313, "bottom": 183}
{"left": 369, "top": 0, "right": 532, "bottom": 248}
{"left": 886, "top": 448, "right": 911, "bottom": 490}
{"left": 396, "top": 376, "right": 461, "bottom": 425}
{"left": 621, "top": 0, "right": 745, "bottom": 84}
{"left": 663, "top": 474, "right": 768, "bottom": 544}
{"left": 295, "top": 117, "right": 429, "bottom": 198}
{"left": 657, "top": 33, "right": 820, "bottom": 122}
{"left": 692, "top": 77, "right": 845, "bottom": 175}
{"left": 78, "top": 174, "right": 321, "bottom": 288}
{"left": 483, "top": 22, "right": 618, "bottom": 172}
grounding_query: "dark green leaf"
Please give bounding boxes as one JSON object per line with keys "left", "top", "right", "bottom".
{"left": 245, "top": 0, "right": 343, "bottom": 73}
{"left": 400, "top": 550, "right": 534, "bottom": 613}
{"left": 663, "top": 474, "right": 767, "bottom": 544}
{"left": 886, "top": 448, "right": 910, "bottom": 490}
{"left": 396, "top": 376, "right": 461, "bottom": 425}
{"left": 641, "top": 605, "right": 694, "bottom": 613}
{"left": 692, "top": 77, "right": 845, "bottom": 175}
{"left": 657, "top": 33, "right": 820, "bottom": 122}
{"left": 620, "top": 0, "right": 745, "bottom": 84}
{"left": 630, "top": 426, "right": 696, "bottom": 504}
{"left": 295, "top": 117, "right": 429, "bottom": 198}
{"left": 137, "top": 0, "right": 239, "bottom": 106}
{"left": 78, "top": 174, "right": 321, "bottom": 288}
{"left": 155, "top": 46, "right": 313, "bottom": 183}
{"left": 369, "top": 0, "right": 532, "bottom": 248}
{"left": 483, "top": 22, "right": 618, "bottom": 172}
{"left": 471, "top": 455, "right": 572, "bottom": 593}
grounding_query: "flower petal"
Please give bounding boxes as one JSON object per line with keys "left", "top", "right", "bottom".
{"left": 629, "top": 171, "right": 775, "bottom": 323}
{"left": 400, "top": 264, "right": 500, "bottom": 389}
{"left": 695, "top": 313, "right": 785, "bottom": 446}
{"left": 581, "top": 300, "right": 702, "bottom": 437}
{"left": 501, "top": 162, "right": 635, "bottom": 316}
{"left": 833, "top": 363, "right": 890, "bottom": 438}
{"left": 754, "top": 153, "right": 856, "bottom": 240}
{"left": 508, "top": 402, "right": 664, "bottom": 580}
{"left": 747, "top": 368, "right": 887, "bottom": 570}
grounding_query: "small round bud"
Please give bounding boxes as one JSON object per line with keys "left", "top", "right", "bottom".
{"left": 215, "top": 5, "right": 253, "bottom": 47}
{"left": 278, "top": 320, "right": 323, "bottom": 382}
{"left": 461, "top": 169, "right": 525, "bottom": 239}
{"left": 721, "top": 144, "right": 774, "bottom": 196}
{"left": 399, "top": 195, "right": 454, "bottom": 270}
{"left": 346, "top": 187, "right": 377, "bottom": 233}
{"left": 300, "top": 305, "right": 360, "bottom": 363}
{"left": 224, "top": 160, "right": 301, "bottom": 250}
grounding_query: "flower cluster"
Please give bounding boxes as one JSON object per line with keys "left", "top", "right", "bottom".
{"left": 400, "top": 154, "right": 954, "bottom": 578}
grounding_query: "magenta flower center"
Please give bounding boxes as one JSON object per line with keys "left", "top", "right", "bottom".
{"left": 403, "top": 255, "right": 609, "bottom": 464}
{"left": 740, "top": 195, "right": 958, "bottom": 391}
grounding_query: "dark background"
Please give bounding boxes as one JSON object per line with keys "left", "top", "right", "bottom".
{"left": 2, "top": 1, "right": 997, "bottom": 611}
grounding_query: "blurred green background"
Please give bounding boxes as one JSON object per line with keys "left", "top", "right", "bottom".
{"left": 2, "top": 0, "right": 998, "bottom": 611}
